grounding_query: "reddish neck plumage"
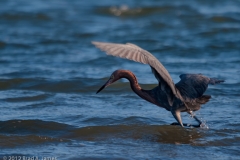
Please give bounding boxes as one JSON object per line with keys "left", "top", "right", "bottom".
{"left": 116, "top": 70, "right": 157, "bottom": 105}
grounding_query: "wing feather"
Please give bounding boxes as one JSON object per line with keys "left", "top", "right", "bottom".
{"left": 92, "top": 41, "right": 177, "bottom": 96}
{"left": 176, "top": 74, "right": 224, "bottom": 100}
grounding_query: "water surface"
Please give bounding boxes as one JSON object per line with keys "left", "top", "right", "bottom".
{"left": 0, "top": 0, "right": 240, "bottom": 159}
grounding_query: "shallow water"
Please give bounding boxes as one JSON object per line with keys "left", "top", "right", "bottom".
{"left": 0, "top": 0, "right": 240, "bottom": 159}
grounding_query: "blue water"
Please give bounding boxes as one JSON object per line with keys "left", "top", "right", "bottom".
{"left": 0, "top": 0, "right": 240, "bottom": 159}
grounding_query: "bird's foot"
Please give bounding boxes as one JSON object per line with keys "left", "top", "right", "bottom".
{"left": 171, "top": 122, "right": 180, "bottom": 126}
{"left": 170, "top": 122, "right": 202, "bottom": 128}
{"left": 199, "top": 122, "right": 209, "bottom": 129}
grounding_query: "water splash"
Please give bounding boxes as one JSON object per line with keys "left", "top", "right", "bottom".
{"left": 188, "top": 111, "right": 209, "bottom": 129}
{"left": 200, "top": 120, "right": 209, "bottom": 129}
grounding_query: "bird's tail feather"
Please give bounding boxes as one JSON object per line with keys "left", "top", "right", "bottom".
{"left": 197, "top": 95, "right": 211, "bottom": 104}
{"left": 209, "top": 78, "right": 225, "bottom": 85}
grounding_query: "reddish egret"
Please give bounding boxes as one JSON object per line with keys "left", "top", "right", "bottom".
{"left": 92, "top": 41, "right": 224, "bottom": 127}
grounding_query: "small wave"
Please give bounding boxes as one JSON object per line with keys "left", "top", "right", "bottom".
{"left": 64, "top": 125, "right": 203, "bottom": 144}
{"left": 193, "top": 128, "right": 240, "bottom": 146}
{"left": 0, "top": 41, "right": 32, "bottom": 50}
{"left": 0, "top": 77, "right": 158, "bottom": 93}
{"left": 0, "top": 134, "right": 67, "bottom": 148}
{"left": 17, "top": 102, "right": 55, "bottom": 110}
{"left": 199, "top": 137, "right": 240, "bottom": 147}
{"left": 96, "top": 5, "right": 142, "bottom": 17}
{"left": 1, "top": 119, "right": 239, "bottom": 147}
{"left": 80, "top": 56, "right": 123, "bottom": 68}
{"left": 0, "top": 78, "right": 34, "bottom": 90}
{"left": 0, "top": 78, "right": 100, "bottom": 93}
{"left": 0, "top": 119, "right": 74, "bottom": 136}
{"left": 0, "top": 41, "right": 6, "bottom": 48}
{"left": 82, "top": 117, "right": 121, "bottom": 126}
{"left": 4, "top": 94, "right": 51, "bottom": 102}
{"left": 96, "top": 5, "right": 180, "bottom": 17}
{"left": 0, "top": 120, "right": 73, "bottom": 147}
{"left": 0, "top": 12, "right": 51, "bottom": 21}
{"left": 81, "top": 116, "right": 162, "bottom": 127}
{"left": 210, "top": 16, "right": 240, "bottom": 23}
{"left": 39, "top": 39, "right": 71, "bottom": 45}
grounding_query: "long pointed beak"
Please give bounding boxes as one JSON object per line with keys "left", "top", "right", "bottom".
{"left": 96, "top": 79, "right": 111, "bottom": 94}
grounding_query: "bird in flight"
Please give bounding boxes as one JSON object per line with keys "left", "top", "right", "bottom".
{"left": 92, "top": 41, "right": 224, "bottom": 127}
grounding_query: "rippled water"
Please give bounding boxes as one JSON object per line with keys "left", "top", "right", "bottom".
{"left": 0, "top": 0, "right": 240, "bottom": 159}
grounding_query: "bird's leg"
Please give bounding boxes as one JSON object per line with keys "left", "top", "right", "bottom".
{"left": 188, "top": 111, "right": 203, "bottom": 127}
{"left": 171, "top": 109, "right": 184, "bottom": 127}
{"left": 171, "top": 111, "right": 204, "bottom": 128}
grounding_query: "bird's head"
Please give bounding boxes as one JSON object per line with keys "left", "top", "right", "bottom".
{"left": 96, "top": 70, "right": 122, "bottom": 94}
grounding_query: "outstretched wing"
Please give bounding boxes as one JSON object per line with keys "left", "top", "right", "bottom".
{"left": 175, "top": 74, "right": 224, "bottom": 99}
{"left": 92, "top": 41, "right": 181, "bottom": 106}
